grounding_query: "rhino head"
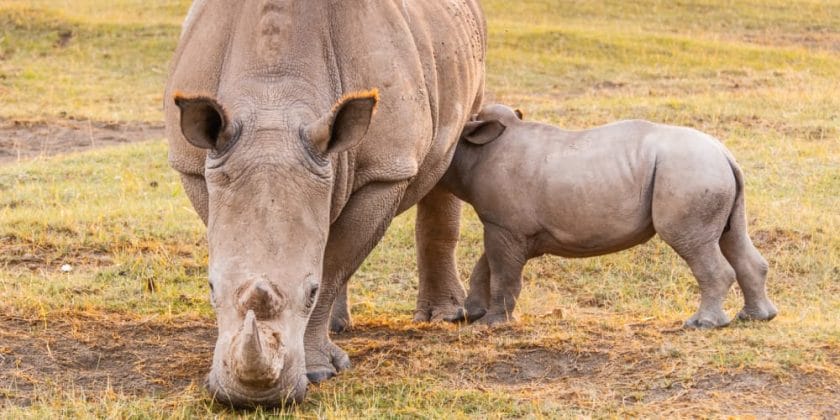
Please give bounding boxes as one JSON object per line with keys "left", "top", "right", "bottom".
{"left": 174, "top": 89, "right": 378, "bottom": 407}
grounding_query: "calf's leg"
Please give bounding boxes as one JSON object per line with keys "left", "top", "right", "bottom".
{"left": 473, "top": 225, "right": 527, "bottom": 326}
{"left": 446, "top": 253, "right": 490, "bottom": 323}
{"left": 720, "top": 228, "right": 778, "bottom": 322}
{"left": 676, "top": 243, "right": 736, "bottom": 328}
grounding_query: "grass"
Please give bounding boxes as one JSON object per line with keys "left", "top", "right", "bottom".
{"left": 1, "top": 0, "right": 839, "bottom": 417}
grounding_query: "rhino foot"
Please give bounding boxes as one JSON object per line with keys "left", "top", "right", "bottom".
{"left": 329, "top": 313, "right": 352, "bottom": 334}
{"left": 472, "top": 312, "right": 515, "bottom": 326}
{"left": 683, "top": 311, "right": 730, "bottom": 329}
{"left": 737, "top": 302, "right": 778, "bottom": 322}
{"left": 443, "top": 307, "right": 488, "bottom": 324}
{"left": 306, "top": 370, "right": 335, "bottom": 384}
{"left": 305, "top": 340, "right": 351, "bottom": 384}
{"left": 413, "top": 301, "right": 463, "bottom": 323}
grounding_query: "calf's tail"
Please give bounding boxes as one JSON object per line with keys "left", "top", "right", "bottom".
{"left": 722, "top": 151, "right": 746, "bottom": 237}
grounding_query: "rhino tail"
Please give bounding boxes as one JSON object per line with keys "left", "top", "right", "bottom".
{"left": 722, "top": 151, "right": 746, "bottom": 237}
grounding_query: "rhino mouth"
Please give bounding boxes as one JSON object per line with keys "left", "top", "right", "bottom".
{"left": 206, "top": 369, "right": 308, "bottom": 408}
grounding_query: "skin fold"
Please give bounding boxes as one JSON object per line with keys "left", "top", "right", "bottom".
{"left": 440, "top": 105, "right": 778, "bottom": 328}
{"left": 164, "top": 0, "right": 486, "bottom": 407}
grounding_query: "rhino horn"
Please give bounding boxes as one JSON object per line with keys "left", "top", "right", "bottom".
{"left": 233, "top": 310, "right": 281, "bottom": 383}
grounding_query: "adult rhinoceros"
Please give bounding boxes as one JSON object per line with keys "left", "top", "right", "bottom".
{"left": 164, "top": 0, "right": 486, "bottom": 407}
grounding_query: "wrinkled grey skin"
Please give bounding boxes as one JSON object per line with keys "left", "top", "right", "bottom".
{"left": 164, "top": 0, "right": 485, "bottom": 407}
{"left": 440, "top": 105, "right": 778, "bottom": 327}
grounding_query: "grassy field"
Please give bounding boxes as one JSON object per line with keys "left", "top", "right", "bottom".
{"left": 1, "top": 0, "right": 838, "bottom": 417}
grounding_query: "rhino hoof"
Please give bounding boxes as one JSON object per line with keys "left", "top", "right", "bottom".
{"left": 443, "top": 307, "right": 467, "bottom": 323}
{"left": 683, "top": 314, "right": 730, "bottom": 330}
{"left": 306, "top": 370, "right": 336, "bottom": 384}
{"left": 737, "top": 304, "right": 778, "bottom": 322}
{"left": 330, "top": 316, "right": 352, "bottom": 334}
{"left": 466, "top": 307, "right": 487, "bottom": 323}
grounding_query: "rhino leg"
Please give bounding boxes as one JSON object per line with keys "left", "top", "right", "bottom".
{"left": 677, "top": 242, "right": 735, "bottom": 329}
{"left": 720, "top": 229, "right": 777, "bottom": 322}
{"left": 329, "top": 282, "right": 352, "bottom": 334}
{"left": 413, "top": 186, "right": 467, "bottom": 322}
{"left": 445, "top": 253, "right": 490, "bottom": 323}
{"left": 472, "top": 225, "right": 526, "bottom": 326}
{"left": 305, "top": 182, "right": 406, "bottom": 383}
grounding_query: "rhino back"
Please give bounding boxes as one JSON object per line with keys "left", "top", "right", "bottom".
{"left": 165, "top": 0, "right": 486, "bottom": 205}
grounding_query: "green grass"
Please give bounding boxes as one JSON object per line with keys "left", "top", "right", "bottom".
{"left": 1, "top": 0, "right": 839, "bottom": 417}
{"left": 0, "top": 1, "right": 189, "bottom": 121}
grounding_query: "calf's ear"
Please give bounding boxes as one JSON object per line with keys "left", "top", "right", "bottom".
{"left": 514, "top": 108, "right": 525, "bottom": 120}
{"left": 461, "top": 120, "right": 506, "bottom": 145}
{"left": 306, "top": 89, "right": 379, "bottom": 155}
{"left": 174, "top": 93, "right": 230, "bottom": 150}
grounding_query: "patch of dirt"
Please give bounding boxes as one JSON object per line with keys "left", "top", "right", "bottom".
{"left": 641, "top": 371, "right": 840, "bottom": 418}
{"left": 752, "top": 228, "right": 812, "bottom": 252}
{"left": 0, "top": 119, "right": 164, "bottom": 165}
{"left": 486, "top": 347, "right": 608, "bottom": 384}
{"left": 0, "top": 312, "right": 214, "bottom": 407}
{"left": 336, "top": 319, "right": 839, "bottom": 417}
{"left": 0, "top": 233, "right": 113, "bottom": 271}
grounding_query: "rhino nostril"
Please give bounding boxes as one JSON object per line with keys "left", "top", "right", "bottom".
{"left": 237, "top": 279, "right": 283, "bottom": 319}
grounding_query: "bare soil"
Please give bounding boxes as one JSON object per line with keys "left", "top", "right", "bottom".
{"left": 0, "top": 313, "right": 383, "bottom": 408}
{"left": 0, "top": 119, "right": 164, "bottom": 165}
{"left": 0, "top": 312, "right": 214, "bottom": 407}
{"left": 338, "top": 321, "right": 840, "bottom": 417}
{"left": 1, "top": 314, "right": 838, "bottom": 416}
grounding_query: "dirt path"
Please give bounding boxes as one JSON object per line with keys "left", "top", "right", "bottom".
{"left": 0, "top": 119, "right": 165, "bottom": 165}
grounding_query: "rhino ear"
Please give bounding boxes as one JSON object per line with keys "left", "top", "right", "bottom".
{"left": 461, "top": 120, "right": 506, "bottom": 145}
{"left": 514, "top": 108, "right": 525, "bottom": 120}
{"left": 306, "top": 89, "right": 379, "bottom": 155}
{"left": 174, "top": 93, "right": 229, "bottom": 150}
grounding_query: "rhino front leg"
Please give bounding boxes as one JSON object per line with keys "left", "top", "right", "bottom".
{"left": 472, "top": 224, "right": 526, "bottom": 326}
{"left": 305, "top": 182, "right": 407, "bottom": 383}
{"left": 413, "top": 186, "right": 467, "bottom": 322}
{"left": 447, "top": 253, "right": 490, "bottom": 323}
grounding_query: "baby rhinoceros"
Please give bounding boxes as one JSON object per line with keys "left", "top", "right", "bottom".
{"left": 440, "top": 104, "right": 778, "bottom": 328}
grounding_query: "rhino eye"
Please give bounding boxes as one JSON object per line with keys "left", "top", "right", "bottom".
{"left": 306, "top": 286, "right": 319, "bottom": 309}
{"left": 209, "top": 120, "right": 242, "bottom": 158}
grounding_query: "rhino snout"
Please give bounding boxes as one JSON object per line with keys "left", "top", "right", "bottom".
{"left": 229, "top": 310, "right": 285, "bottom": 387}
{"left": 236, "top": 278, "right": 285, "bottom": 320}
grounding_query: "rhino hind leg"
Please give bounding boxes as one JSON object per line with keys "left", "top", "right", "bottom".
{"left": 720, "top": 227, "right": 778, "bottom": 322}
{"left": 413, "top": 187, "right": 467, "bottom": 322}
{"left": 329, "top": 282, "right": 352, "bottom": 334}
